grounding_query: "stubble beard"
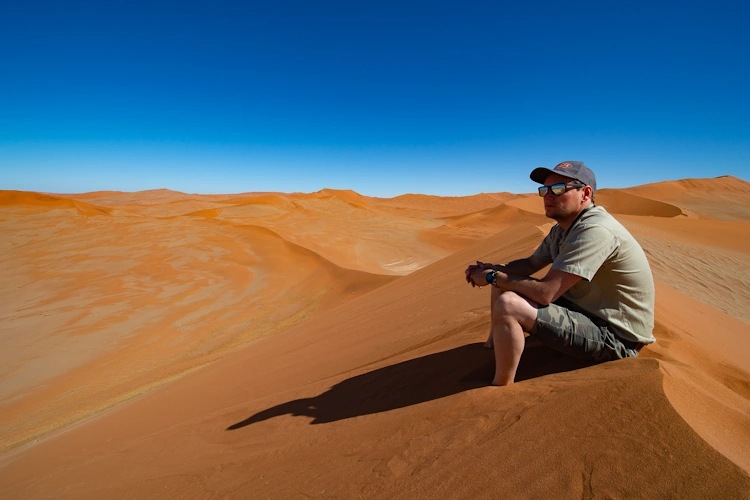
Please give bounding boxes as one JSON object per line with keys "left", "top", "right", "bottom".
{"left": 545, "top": 203, "right": 576, "bottom": 223}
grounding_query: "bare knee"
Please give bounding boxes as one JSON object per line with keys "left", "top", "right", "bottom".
{"left": 492, "top": 292, "right": 538, "bottom": 330}
{"left": 493, "top": 292, "right": 524, "bottom": 315}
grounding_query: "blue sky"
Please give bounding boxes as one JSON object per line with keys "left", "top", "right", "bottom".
{"left": 1, "top": 0, "right": 748, "bottom": 196}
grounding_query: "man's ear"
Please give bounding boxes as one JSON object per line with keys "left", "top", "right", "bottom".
{"left": 582, "top": 186, "right": 593, "bottom": 203}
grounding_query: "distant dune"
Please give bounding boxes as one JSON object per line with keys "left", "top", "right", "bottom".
{"left": 0, "top": 190, "right": 112, "bottom": 216}
{"left": 624, "top": 175, "right": 750, "bottom": 220}
{"left": 594, "top": 189, "right": 684, "bottom": 217}
{"left": 1, "top": 176, "right": 749, "bottom": 498}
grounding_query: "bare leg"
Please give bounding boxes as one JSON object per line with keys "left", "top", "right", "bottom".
{"left": 490, "top": 292, "right": 539, "bottom": 386}
{"left": 484, "top": 285, "right": 502, "bottom": 348}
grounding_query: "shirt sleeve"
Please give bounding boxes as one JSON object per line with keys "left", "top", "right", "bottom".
{"left": 531, "top": 231, "right": 555, "bottom": 266}
{"left": 551, "top": 224, "right": 619, "bottom": 281}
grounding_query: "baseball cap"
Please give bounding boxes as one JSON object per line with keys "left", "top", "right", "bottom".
{"left": 530, "top": 161, "right": 597, "bottom": 192}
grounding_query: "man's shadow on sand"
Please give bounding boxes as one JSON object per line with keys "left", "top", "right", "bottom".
{"left": 227, "top": 339, "right": 598, "bottom": 430}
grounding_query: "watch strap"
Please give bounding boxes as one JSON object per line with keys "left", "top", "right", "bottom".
{"left": 486, "top": 270, "right": 498, "bottom": 287}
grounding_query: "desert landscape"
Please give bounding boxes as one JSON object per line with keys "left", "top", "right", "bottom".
{"left": 1, "top": 175, "right": 749, "bottom": 498}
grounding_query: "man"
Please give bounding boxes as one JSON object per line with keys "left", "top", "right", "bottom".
{"left": 465, "top": 161, "right": 655, "bottom": 386}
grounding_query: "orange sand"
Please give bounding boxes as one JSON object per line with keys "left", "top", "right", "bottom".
{"left": 0, "top": 176, "right": 748, "bottom": 498}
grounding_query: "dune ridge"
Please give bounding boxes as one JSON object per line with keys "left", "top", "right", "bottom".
{"left": 0, "top": 176, "right": 748, "bottom": 498}
{"left": 624, "top": 175, "right": 750, "bottom": 220}
{"left": 594, "top": 189, "right": 684, "bottom": 217}
{"left": 0, "top": 190, "right": 112, "bottom": 216}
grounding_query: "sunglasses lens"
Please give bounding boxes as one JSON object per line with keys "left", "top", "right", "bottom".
{"left": 551, "top": 184, "right": 566, "bottom": 195}
{"left": 539, "top": 182, "right": 585, "bottom": 197}
{"left": 539, "top": 184, "right": 565, "bottom": 196}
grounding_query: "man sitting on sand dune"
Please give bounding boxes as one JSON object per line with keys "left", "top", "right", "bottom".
{"left": 465, "top": 161, "right": 656, "bottom": 386}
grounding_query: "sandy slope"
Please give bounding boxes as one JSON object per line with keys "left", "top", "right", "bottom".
{"left": 0, "top": 193, "right": 394, "bottom": 452}
{"left": 624, "top": 175, "right": 750, "bottom": 221}
{"left": 620, "top": 215, "right": 750, "bottom": 323}
{"left": 1, "top": 177, "right": 749, "bottom": 498}
{"left": 0, "top": 187, "right": 523, "bottom": 453}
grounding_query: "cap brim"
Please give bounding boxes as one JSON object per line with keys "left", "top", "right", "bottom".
{"left": 529, "top": 167, "right": 578, "bottom": 184}
{"left": 530, "top": 167, "right": 553, "bottom": 184}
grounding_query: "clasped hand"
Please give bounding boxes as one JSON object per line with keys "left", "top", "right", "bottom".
{"left": 465, "top": 261, "right": 495, "bottom": 287}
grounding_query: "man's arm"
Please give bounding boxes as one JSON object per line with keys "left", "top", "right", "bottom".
{"left": 470, "top": 267, "right": 582, "bottom": 306}
{"left": 493, "top": 224, "right": 619, "bottom": 304}
{"left": 465, "top": 255, "right": 546, "bottom": 287}
{"left": 492, "top": 256, "right": 546, "bottom": 277}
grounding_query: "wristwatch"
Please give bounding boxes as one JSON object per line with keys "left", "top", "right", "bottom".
{"left": 486, "top": 270, "right": 499, "bottom": 287}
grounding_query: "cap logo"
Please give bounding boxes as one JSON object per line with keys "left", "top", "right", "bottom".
{"left": 556, "top": 162, "right": 573, "bottom": 169}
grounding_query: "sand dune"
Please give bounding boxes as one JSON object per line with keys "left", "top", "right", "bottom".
{"left": 619, "top": 215, "right": 750, "bottom": 322}
{"left": 0, "top": 201, "right": 393, "bottom": 452}
{"left": 55, "top": 190, "right": 125, "bottom": 200}
{"left": 1, "top": 176, "right": 749, "bottom": 498}
{"left": 374, "top": 192, "right": 518, "bottom": 216}
{"left": 594, "top": 189, "right": 684, "bottom": 217}
{"left": 195, "top": 190, "right": 526, "bottom": 275}
{"left": 624, "top": 175, "right": 750, "bottom": 221}
{"left": 415, "top": 203, "right": 552, "bottom": 255}
{"left": 215, "top": 194, "right": 296, "bottom": 208}
{"left": 442, "top": 203, "right": 553, "bottom": 229}
{"left": 0, "top": 190, "right": 112, "bottom": 216}
{"left": 65, "top": 188, "right": 205, "bottom": 206}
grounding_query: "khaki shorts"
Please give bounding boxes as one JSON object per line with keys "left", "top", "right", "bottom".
{"left": 530, "top": 297, "right": 642, "bottom": 362}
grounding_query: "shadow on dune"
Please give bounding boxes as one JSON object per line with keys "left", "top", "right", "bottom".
{"left": 227, "top": 339, "right": 598, "bottom": 430}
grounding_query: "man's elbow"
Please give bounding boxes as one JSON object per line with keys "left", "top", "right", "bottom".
{"left": 532, "top": 294, "right": 553, "bottom": 307}
{"left": 535, "top": 286, "right": 559, "bottom": 306}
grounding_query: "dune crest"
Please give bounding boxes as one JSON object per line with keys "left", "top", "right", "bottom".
{"left": 595, "top": 189, "right": 684, "bottom": 217}
{"left": 624, "top": 175, "right": 750, "bottom": 220}
{"left": 0, "top": 190, "right": 112, "bottom": 216}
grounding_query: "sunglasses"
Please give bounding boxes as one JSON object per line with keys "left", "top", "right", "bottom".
{"left": 538, "top": 182, "right": 586, "bottom": 197}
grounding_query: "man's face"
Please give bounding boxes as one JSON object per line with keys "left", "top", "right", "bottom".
{"left": 542, "top": 172, "right": 587, "bottom": 221}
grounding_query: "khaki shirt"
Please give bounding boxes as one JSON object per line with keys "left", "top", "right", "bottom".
{"left": 532, "top": 206, "right": 656, "bottom": 344}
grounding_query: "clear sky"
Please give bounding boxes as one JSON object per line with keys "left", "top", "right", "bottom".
{"left": 1, "top": 0, "right": 748, "bottom": 197}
